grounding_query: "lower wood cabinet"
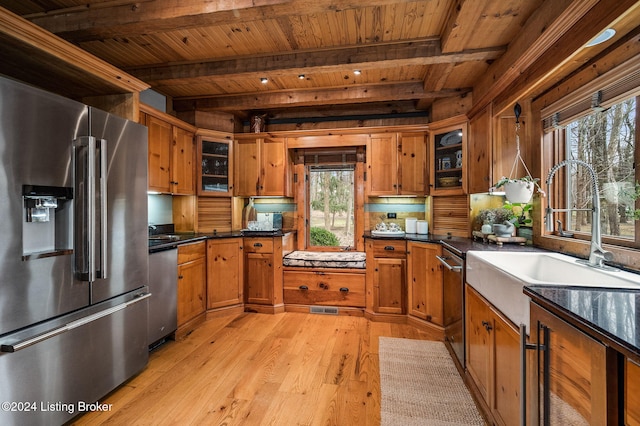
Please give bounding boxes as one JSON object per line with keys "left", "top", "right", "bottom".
{"left": 529, "top": 302, "right": 611, "bottom": 426}
{"left": 366, "top": 239, "right": 406, "bottom": 315}
{"left": 207, "top": 238, "right": 243, "bottom": 310}
{"left": 627, "top": 358, "right": 640, "bottom": 425}
{"left": 283, "top": 269, "right": 365, "bottom": 307}
{"left": 465, "top": 284, "right": 519, "bottom": 426}
{"left": 243, "top": 237, "right": 284, "bottom": 312}
{"left": 177, "top": 241, "right": 206, "bottom": 327}
{"left": 407, "top": 242, "right": 443, "bottom": 324}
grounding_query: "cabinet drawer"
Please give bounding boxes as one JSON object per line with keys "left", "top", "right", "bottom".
{"left": 284, "top": 270, "right": 365, "bottom": 307}
{"left": 178, "top": 241, "right": 206, "bottom": 264}
{"left": 244, "top": 238, "right": 274, "bottom": 253}
{"left": 371, "top": 239, "right": 407, "bottom": 258}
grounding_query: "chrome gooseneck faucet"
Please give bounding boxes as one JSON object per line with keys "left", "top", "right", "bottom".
{"left": 545, "top": 159, "right": 615, "bottom": 269}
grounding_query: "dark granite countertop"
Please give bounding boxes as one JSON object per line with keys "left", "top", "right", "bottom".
{"left": 149, "top": 230, "right": 294, "bottom": 253}
{"left": 524, "top": 285, "right": 640, "bottom": 362}
{"left": 363, "top": 231, "right": 545, "bottom": 258}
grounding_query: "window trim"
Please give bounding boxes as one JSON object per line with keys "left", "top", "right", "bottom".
{"left": 543, "top": 94, "right": 639, "bottom": 249}
{"left": 305, "top": 163, "right": 356, "bottom": 251}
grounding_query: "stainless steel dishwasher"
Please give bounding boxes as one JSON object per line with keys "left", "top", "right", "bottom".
{"left": 437, "top": 247, "right": 465, "bottom": 369}
{"left": 148, "top": 248, "right": 178, "bottom": 346}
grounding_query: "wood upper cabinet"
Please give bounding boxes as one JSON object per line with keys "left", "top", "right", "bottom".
{"left": 366, "top": 133, "right": 398, "bottom": 196}
{"left": 146, "top": 114, "right": 172, "bottom": 193}
{"left": 407, "top": 242, "right": 443, "bottom": 324}
{"left": 366, "top": 239, "right": 406, "bottom": 315}
{"left": 398, "top": 132, "right": 428, "bottom": 195}
{"left": 198, "top": 136, "right": 233, "bottom": 196}
{"left": 626, "top": 358, "right": 640, "bottom": 425}
{"left": 261, "top": 137, "right": 292, "bottom": 196}
{"left": 207, "top": 238, "right": 243, "bottom": 309}
{"left": 173, "top": 126, "right": 196, "bottom": 195}
{"left": 467, "top": 104, "right": 492, "bottom": 194}
{"left": 466, "top": 285, "right": 520, "bottom": 426}
{"left": 529, "top": 302, "right": 610, "bottom": 426}
{"left": 366, "top": 132, "right": 427, "bottom": 196}
{"left": 234, "top": 138, "right": 260, "bottom": 196}
{"left": 429, "top": 117, "right": 467, "bottom": 195}
{"left": 177, "top": 242, "right": 206, "bottom": 327}
{"left": 234, "top": 136, "right": 292, "bottom": 197}
{"left": 143, "top": 108, "right": 196, "bottom": 195}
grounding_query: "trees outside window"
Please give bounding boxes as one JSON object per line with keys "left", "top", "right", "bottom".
{"left": 308, "top": 166, "right": 355, "bottom": 248}
{"left": 564, "top": 97, "right": 637, "bottom": 243}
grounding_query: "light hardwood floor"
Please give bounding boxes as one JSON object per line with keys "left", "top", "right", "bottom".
{"left": 70, "top": 312, "right": 438, "bottom": 425}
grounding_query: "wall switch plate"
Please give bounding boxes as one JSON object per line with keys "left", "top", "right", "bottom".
{"left": 387, "top": 212, "right": 397, "bottom": 219}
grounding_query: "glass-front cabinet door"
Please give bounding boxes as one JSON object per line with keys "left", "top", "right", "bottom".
{"left": 429, "top": 117, "right": 467, "bottom": 195}
{"left": 197, "top": 135, "right": 233, "bottom": 196}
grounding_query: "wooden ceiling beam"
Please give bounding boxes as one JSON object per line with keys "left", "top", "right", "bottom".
{"left": 27, "top": 0, "right": 422, "bottom": 42}
{"left": 172, "top": 83, "right": 471, "bottom": 112}
{"left": 126, "top": 40, "right": 505, "bottom": 85}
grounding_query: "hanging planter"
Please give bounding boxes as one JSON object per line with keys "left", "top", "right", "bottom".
{"left": 489, "top": 102, "right": 545, "bottom": 202}
{"left": 494, "top": 177, "right": 537, "bottom": 203}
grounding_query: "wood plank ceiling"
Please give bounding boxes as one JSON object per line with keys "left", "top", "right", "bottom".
{"left": 0, "top": 0, "right": 636, "bottom": 122}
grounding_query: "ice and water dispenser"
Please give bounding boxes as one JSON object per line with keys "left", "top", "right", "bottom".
{"left": 22, "top": 185, "right": 73, "bottom": 258}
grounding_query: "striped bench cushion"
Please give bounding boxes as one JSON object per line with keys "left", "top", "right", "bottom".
{"left": 283, "top": 250, "right": 366, "bottom": 269}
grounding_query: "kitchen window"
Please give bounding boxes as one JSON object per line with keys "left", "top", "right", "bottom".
{"left": 542, "top": 60, "right": 640, "bottom": 249}
{"left": 307, "top": 165, "right": 355, "bottom": 249}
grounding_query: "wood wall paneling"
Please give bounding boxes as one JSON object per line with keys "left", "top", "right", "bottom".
{"left": 197, "top": 197, "right": 232, "bottom": 233}
{"left": 431, "top": 195, "right": 470, "bottom": 238}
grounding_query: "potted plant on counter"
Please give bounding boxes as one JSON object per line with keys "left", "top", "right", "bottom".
{"left": 475, "top": 208, "right": 511, "bottom": 234}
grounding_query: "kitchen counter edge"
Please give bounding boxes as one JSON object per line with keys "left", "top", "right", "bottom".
{"left": 524, "top": 285, "right": 640, "bottom": 363}
{"left": 149, "top": 231, "right": 295, "bottom": 253}
{"left": 363, "top": 231, "right": 544, "bottom": 258}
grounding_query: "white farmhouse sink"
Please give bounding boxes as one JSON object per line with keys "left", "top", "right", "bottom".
{"left": 466, "top": 251, "right": 640, "bottom": 331}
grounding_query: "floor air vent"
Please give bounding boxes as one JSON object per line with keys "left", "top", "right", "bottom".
{"left": 310, "top": 306, "right": 339, "bottom": 315}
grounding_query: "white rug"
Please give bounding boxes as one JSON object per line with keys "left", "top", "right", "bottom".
{"left": 379, "top": 337, "right": 485, "bottom": 426}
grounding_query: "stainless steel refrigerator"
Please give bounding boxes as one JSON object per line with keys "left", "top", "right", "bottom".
{"left": 0, "top": 75, "right": 150, "bottom": 425}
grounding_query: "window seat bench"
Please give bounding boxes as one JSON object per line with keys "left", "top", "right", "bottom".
{"left": 282, "top": 251, "right": 366, "bottom": 310}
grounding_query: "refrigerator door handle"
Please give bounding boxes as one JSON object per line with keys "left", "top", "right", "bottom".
{"left": 0, "top": 292, "right": 151, "bottom": 353}
{"left": 97, "top": 138, "right": 108, "bottom": 279}
{"left": 74, "top": 136, "right": 97, "bottom": 282}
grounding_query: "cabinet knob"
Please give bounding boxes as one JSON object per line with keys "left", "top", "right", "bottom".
{"left": 178, "top": 275, "right": 184, "bottom": 279}
{"left": 339, "top": 287, "right": 349, "bottom": 293}
{"left": 253, "top": 242, "right": 263, "bottom": 247}
{"left": 384, "top": 246, "right": 395, "bottom": 251}
{"left": 299, "top": 285, "right": 308, "bottom": 290}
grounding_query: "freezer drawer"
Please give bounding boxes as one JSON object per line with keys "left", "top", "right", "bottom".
{"left": 0, "top": 289, "right": 150, "bottom": 426}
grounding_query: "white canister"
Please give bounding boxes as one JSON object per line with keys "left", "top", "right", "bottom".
{"left": 416, "top": 220, "right": 429, "bottom": 235}
{"left": 405, "top": 217, "right": 417, "bottom": 234}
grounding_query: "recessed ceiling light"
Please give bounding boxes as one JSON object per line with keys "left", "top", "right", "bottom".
{"left": 586, "top": 28, "right": 616, "bottom": 47}
{"left": 298, "top": 74, "right": 305, "bottom": 79}
{"left": 353, "top": 70, "right": 362, "bottom": 75}
{"left": 260, "top": 77, "right": 268, "bottom": 84}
